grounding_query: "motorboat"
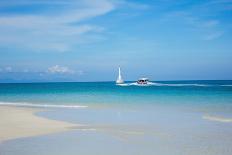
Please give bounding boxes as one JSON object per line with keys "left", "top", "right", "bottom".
{"left": 137, "top": 78, "right": 149, "bottom": 85}
{"left": 132, "top": 78, "right": 155, "bottom": 86}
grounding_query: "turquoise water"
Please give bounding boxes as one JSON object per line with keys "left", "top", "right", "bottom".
{"left": 0, "top": 81, "right": 232, "bottom": 155}
{"left": 0, "top": 81, "right": 232, "bottom": 115}
{"left": 0, "top": 80, "right": 232, "bottom": 106}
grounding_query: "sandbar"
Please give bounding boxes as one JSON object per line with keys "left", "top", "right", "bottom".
{"left": 0, "top": 106, "right": 77, "bottom": 142}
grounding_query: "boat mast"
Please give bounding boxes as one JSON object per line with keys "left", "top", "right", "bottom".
{"left": 118, "top": 67, "right": 121, "bottom": 79}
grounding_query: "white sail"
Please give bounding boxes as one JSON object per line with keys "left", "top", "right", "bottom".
{"left": 116, "top": 67, "right": 124, "bottom": 84}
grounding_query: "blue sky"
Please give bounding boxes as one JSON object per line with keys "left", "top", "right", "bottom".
{"left": 0, "top": 0, "right": 231, "bottom": 82}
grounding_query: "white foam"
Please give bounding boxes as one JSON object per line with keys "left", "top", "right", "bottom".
{"left": 157, "top": 83, "right": 209, "bottom": 87}
{"left": 0, "top": 102, "right": 88, "bottom": 109}
{"left": 116, "top": 83, "right": 130, "bottom": 86}
{"left": 203, "top": 114, "right": 232, "bottom": 123}
{"left": 130, "top": 82, "right": 156, "bottom": 86}
{"left": 220, "top": 85, "right": 232, "bottom": 87}
{"left": 117, "top": 82, "right": 210, "bottom": 87}
{"left": 77, "top": 128, "right": 97, "bottom": 131}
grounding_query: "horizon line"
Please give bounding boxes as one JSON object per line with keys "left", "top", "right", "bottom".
{"left": 0, "top": 79, "right": 232, "bottom": 84}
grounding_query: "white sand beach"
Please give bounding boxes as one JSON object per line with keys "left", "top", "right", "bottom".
{"left": 0, "top": 106, "right": 77, "bottom": 142}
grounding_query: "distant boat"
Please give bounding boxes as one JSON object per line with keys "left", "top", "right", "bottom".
{"left": 115, "top": 68, "right": 155, "bottom": 86}
{"left": 116, "top": 67, "right": 124, "bottom": 84}
{"left": 131, "top": 77, "right": 155, "bottom": 86}
{"left": 137, "top": 78, "right": 149, "bottom": 85}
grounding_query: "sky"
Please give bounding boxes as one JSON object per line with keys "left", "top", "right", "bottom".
{"left": 0, "top": 0, "right": 231, "bottom": 82}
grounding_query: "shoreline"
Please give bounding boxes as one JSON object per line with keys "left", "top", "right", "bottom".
{"left": 0, "top": 106, "right": 78, "bottom": 143}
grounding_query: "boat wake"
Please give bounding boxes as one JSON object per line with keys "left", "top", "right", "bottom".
{"left": 152, "top": 83, "right": 209, "bottom": 87}
{"left": 0, "top": 102, "right": 88, "bottom": 109}
{"left": 117, "top": 82, "right": 232, "bottom": 87}
{"left": 117, "top": 82, "right": 157, "bottom": 86}
{"left": 114, "top": 67, "right": 232, "bottom": 87}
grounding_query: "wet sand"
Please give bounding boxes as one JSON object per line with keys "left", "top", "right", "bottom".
{"left": 0, "top": 106, "right": 77, "bottom": 142}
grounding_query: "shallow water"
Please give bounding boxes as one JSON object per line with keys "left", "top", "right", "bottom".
{"left": 0, "top": 81, "right": 232, "bottom": 155}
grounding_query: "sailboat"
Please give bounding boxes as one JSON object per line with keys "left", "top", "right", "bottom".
{"left": 116, "top": 67, "right": 124, "bottom": 84}
{"left": 115, "top": 67, "right": 155, "bottom": 86}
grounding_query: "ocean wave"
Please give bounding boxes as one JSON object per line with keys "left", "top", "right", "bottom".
{"left": 0, "top": 102, "right": 88, "bottom": 109}
{"left": 203, "top": 114, "right": 232, "bottom": 123}
{"left": 220, "top": 85, "right": 232, "bottom": 87}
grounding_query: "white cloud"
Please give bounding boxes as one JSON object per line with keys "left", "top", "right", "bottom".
{"left": 5, "top": 66, "right": 12, "bottom": 72}
{"left": 204, "top": 31, "right": 224, "bottom": 40}
{"left": 23, "top": 69, "right": 29, "bottom": 73}
{"left": 201, "top": 20, "right": 219, "bottom": 28}
{"left": 115, "top": 0, "right": 150, "bottom": 10}
{"left": 77, "top": 70, "right": 84, "bottom": 75}
{"left": 0, "top": 0, "right": 115, "bottom": 52}
{"left": 0, "top": 66, "right": 13, "bottom": 72}
{"left": 162, "top": 11, "right": 220, "bottom": 29}
{"left": 161, "top": 9, "right": 224, "bottom": 41}
{"left": 0, "top": 0, "right": 74, "bottom": 7}
{"left": 47, "top": 65, "right": 74, "bottom": 74}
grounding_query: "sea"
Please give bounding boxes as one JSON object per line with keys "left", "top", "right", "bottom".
{"left": 0, "top": 80, "right": 232, "bottom": 155}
